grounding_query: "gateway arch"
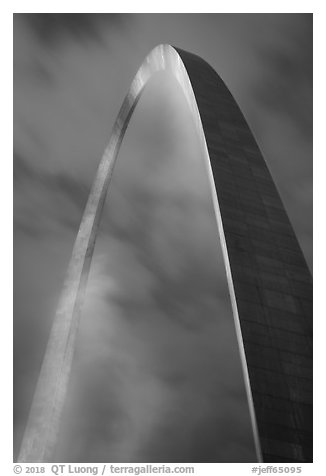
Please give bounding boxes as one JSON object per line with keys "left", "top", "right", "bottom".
{"left": 18, "top": 44, "right": 313, "bottom": 463}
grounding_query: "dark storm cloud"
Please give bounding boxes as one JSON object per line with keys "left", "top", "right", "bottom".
{"left": 13, "top": 152, "right": 38, "bottom": 184}
{"left": 16, "top": 13, "right": 131, "bottom": 46}
{"left": 53, "top": 174, "right": 89, "bottom": 213}
{"left": 253, "top": 14, "right": 312, "bottom": 140}
{"left": 14, "top": 151, "right": 89, "bottom": 236}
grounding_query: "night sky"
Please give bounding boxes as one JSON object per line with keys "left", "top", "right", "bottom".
{"left": 13, "top": 13, "right": 312, "bottom": 462}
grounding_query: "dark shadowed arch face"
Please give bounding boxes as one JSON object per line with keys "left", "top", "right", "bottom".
{"left": 54, "top": 71, "right": 257, "bottom": 463}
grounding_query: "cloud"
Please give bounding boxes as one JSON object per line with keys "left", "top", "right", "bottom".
{"left": 14, "top": 150, "right": 89, "bottom": 239}
{"left": 15, "top": 13, "right": 131, "bottom": 47}
{"left": 252, "top": 14, "right": 312, "bottom": 139}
